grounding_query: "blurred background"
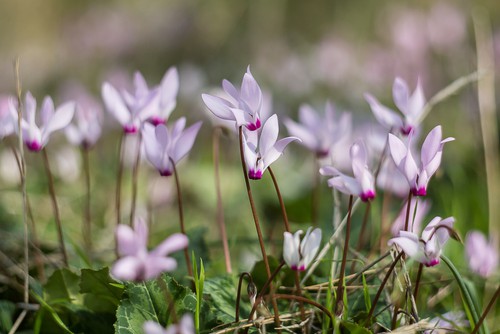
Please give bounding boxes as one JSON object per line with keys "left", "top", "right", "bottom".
{"left": 0, "top": 0, "right": 498, "bottom": 278}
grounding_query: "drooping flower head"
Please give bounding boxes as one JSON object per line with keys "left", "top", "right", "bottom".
{"left": 388, "top": 216, "right": 455, "bottom": 267}
{"left": 242, "top": 114, "right": 299, "bottom": 180}
{"left": 202, "top": 66, "right": 263, "bottom": 131}
{"left": 143, "top": 314, "right": 194, "bottom": 334}
{"left": 465, "top": 231, "right": 498, "bottom": 278}
{"left": 112, "top": 217, "right": 188, "bottom": 281}
{"left": 283, "top": 227, "right": 322, "bottom": 271}
{"left": 142, "top": 118, "right": 202, "bottom": 177}
{"left": 365, "top": 77, "right": 426, "bottom": 135}
{"left": 320, "top": 140, "right": 376, "bottom": 201}
{"left": 10, "top": 92, "right": 75, "bottom": 152}
{"left": 388, "top": 125, "right": 454, "bottom": 196}
{"left": 284, "top": 101, "right": 351, "bottom": 158}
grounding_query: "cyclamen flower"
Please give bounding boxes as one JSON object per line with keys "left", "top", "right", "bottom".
{"left": 391, "top": 198, "right": 431, "bottom": 235}
{"left": 465, "top": 231, "right": 498, "bottom": 278}
{"left": 142, "top": 118, "right": 202, "bottom": 177}
{"left": 242, "top": 114, "right": 299, "bottom": 180}
{"left": 320, "top": 140, "right": 376, "bottom": 202}
{"left": 0, "top": 96, "right": 16, "bottom": 139}
{"left": 112, "top": 218, "right": 188, "bottom": 281}
{"left": 283, "top": 227, "right": 322, "bottom": 271}
{"left": 388, "top": 125, "right": 454, "bottom": 196}
{"left": 284, "top": 102, "right": 351, "bottom": 157}
{"left": 65, "top": 101, "right": 102, "bottom": 149}
{"left": 202, "top": 66, "right": 263, "bottom": 131}
{"left": 145, "top": 67, "right": 179, "bottom": 126}
{"left": 143, "top": 314, "right": 194, "bottom": 334}
{"left": 388, "top": 216, "right": 455, "bottom": 267}
{"left": 10, "top": 92, "right": 75, "bottom": 152}
{"left": 365, "top": 77, "right": 426, "bottom": 135}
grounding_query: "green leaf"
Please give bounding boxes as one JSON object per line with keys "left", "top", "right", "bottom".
{"left": 362, "top": 274, "right": 371, "bottom": 311}
{"left": 0, "top": 300, "right": 15, "bottom": 333}
{"left": 114, "top": 274, "right": 196, "bottom": 334}
{"left": 80, "top": 267, "right": 124, "bottom": 313}
{"left": 44, "top": 269, "right": 81, "bottom": 304}
{"left": 203, "top": 275, "right": 241, "bottom": 325}
{"left": 340, "top": 320, "right": 372, "bottom": 333}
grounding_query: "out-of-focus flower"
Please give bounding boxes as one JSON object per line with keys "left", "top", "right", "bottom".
{"left": 112, "top": 217, "right": 188, "bottom": 281}
{"left": 283, "top": 227, "right": 322, "bottom": 271}
{"left": 143, "top": 314, "right": 194, "bottom": 334}
{"left": 10, "top": 92, "right": 75, "bottom": 152}
{"left": 365, "top": 77, "right": 425, "bottom": 135}
{"left": 0, "top": 150, "right": 21, "bottom": 185}
{"left": 465, "top": 231, "right": 498, "bottom": 278}
{"left": 424, "top": 311, "right": 467, "bottom": 334}
{"left": 142, "top": 118, "right": 202, "bottom": 177}
{"left": 102, "top": 71, "right": 160, "bottom": 134}
{"left": 388, "top": 125, "right": 454, "bottom": 196}
{"left": 427, "top": 3, "right": 466, "bottom": 54}
{"left": 284, "top": 102, "right": 351, "bottom": 158}
{"left": 242, "top": 114, "right": 299, "bottom": 180}
{"left": 53, "top": 146, "right": 81, "bottom": 183}
{"left": 320, "top": 140, "right": 376, "bottom": 202}
{"left": 202, "top": 66, "right": 263, "bottom": 131}
{"left": 388, "top": 216, "right": 455, "bottom": 267}
{"left": 391, "top": 198, "right": 431, "bottom": 236}
{"left": 65, "top": 101, "right": 102, "bottom": 149}
{"left": 146, "top": 67, "right": 179, "bottom": 126}
{"left": 0, "top": 96, "right": 16, "bottom": 139}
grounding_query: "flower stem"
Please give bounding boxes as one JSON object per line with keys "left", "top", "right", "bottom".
{"left": 41, "top": 148, "right": 69, "bottom": 267}
{"left": 235, "top": 272, "right": 253, "bottom": 322}
{"left": 404, "top": 190, "right": 413, "bottom": 232}
{"left": 335, "top": 195, "right": 354, "bottom": 316}
{"left": 312, "top": 157, "right": 320, "bottom": 226}
{"left": 213, "top": 127, "right": 232, "bottom": 274}
{"left": 413, "top": 263, "right": 423, "bottom": 300}
{"left": 351, "top": 201, "right": 371, "bottom": 272}
{"left": 115, "top": 131, "right": 125, "bottom": 227}
{"left": 238, "top": 126, "right": 281, "bottom": 331}
{"left": 81, "top": 147, "right": 92, "bottom": 252}
{"left": 170, "top": 159, "right": 193, "bottom": 278}
{"left": 130, "top": 132, "right": 142, "bottom": 226}
{"left": 471, "top": 285, "right": 500, "bottom": 334}
{"left": 365, "top": 251, "right": 404, "bottom": 326}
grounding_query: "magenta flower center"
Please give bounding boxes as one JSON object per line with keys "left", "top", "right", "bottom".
{"left": 160, "top": 169, "right": 173, "bottom": 177}
{"left": 413, "top": 187, "right": 427, "bottom": 197}
{"left": 316, "top": 149, "right": 330, "bottom": 158}
{"left": 425, "top": 258, "right": 440, "bottom": 267}
{"left": 26, "top": 140, "right": 42, "bottom": 152}
{"left": 401, "top": 125, "right": 413, "bottom": 136}
{"left": 149, "top": 116, "right": 165, "bottom": 126}
{"left": 124, "top": 124, "right": 138, "bottom": 134}
{"left": 291, "top": 264, "right": 306, "bottom": 271}
{"left": 248, "top": 169, "right": 263, "bottom": 180}
{"left": 246, "top": 118, "right": 261, "bottom": 131}
{"left": 360, "top": 190, "right": 376, "bottom": 202}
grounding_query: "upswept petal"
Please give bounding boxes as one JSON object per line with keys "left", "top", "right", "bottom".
{"left": 142, "top": 124, "right": 163, "bottom": 170}
{"left": 171, "top": 117, "right": 186, "bottom": 140}
{"left": 407, "top": 80, "right": 425, "bottom": 121}
{"left": 261, "top": 137, "right": 299, "bottom": 171}
{"left": 170, "top": 121, "right": 202, "bottom": 163}
{"left": 298, "top": 104, "right": 321, "bottom": 132}
{"left": 155, "top": 123, "right": 170, "bottom": 148}
{"left": 25, "top": 92, "right": 37, "bottom": 126}
{"left": 102, "top": 83, "right": 131, "bottom": 125}
{"left": 40, "top": 96, "right": 55, "bottom": 127}
{"left": 392, "top": 77, "right": 409, "bottom": 115}
{"left": 300, "top": 228, "right": 322, "bottom": 269}
{"left": 421, "top": 126, "right": 442, "bottom": 167}
{"left": 133, "top": 72, "right": 149, "bottom": 98}
{"left": 240, "top": 68, "right": 262, "bottom": 112}
{"left": 144, "top": 257, "right": 178, "bottom": 279}
{"left": 159, "top": 67, "right": 179, "bottom": 116}
{"left": 116, "top": 224, "right": 141, "bottom": 256}
{"left": 111, "top": 256, "right": 143, "bottom": 281}
{"left": 283, "top": 231, "right": 300, "bottom": 268}
{"left": 283, "top": 118, "right": 317, "bottom": 151}
{"left": 259, "top": 114, "right": 279, "bottom": 155}
{"left": 133, "top": 218, "right": 149, "bottom": 250}
{"left": 388, "top": 134, "right": 408, "bottom": 167}
{"left": 201, "top": 94, "right": 235, "bottom": 121}
{"left": 42, "top": 101, "right": 75, "bottom": 145}
{"left": 243, "top": 134, "right": 258, "bottom": 174}
{"left": 365, "top": 93, "right": 403, "bottom": 130}
{"left": 222, "top": 79, "right": 239, "bottom": 103}
{"left": 152, "top": 233, "right": 189, "bottom": 257}
{"left": 327, "top": 174, "right": 362, "bottom": 196}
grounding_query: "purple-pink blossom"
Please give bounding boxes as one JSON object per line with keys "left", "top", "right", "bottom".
{"left": 283, "top": 227, "right": 322, "bottom": 271}
{"left": 112, "top": 218, "right": 188, "bottom": 281}
{"left": 465, "top": 231, "right": 498, "bottom": 278}
{"left": 143, "top": 314, "right": 194, "bottom": 334}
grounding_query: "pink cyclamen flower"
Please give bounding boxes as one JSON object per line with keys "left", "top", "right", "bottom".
{"left": 65, "top": 101, "right": 102, "bottom": 149}
{"left": 10, "top": 92, "right": 75, "bottom": 152}
{"left": 242, "top": 114, "right": 299, "bottom": 180}
{"left": 391, "top": 198, "right": 431, "bottom": 236}
{"left": 365, "top": 77, "right": 426, "bottom": 135}
{"left": 465, "top": 231, "right": 498, "bottom": 278}
{"left": 143, "top": 314, "right": 194, "bottom": 334}
{"left": 388, "top": 125, "right": 454, "bottom": 196}
{"left": 102, "top": 71, "right": 162, "bottom": 134}
{"left": 202, "top": 66, "right": 263, "bottom": 131}
{"left": 142, "top": 118, "right": 202, "bottom": 177}
{"left": 320, "top": 140, "right": 376, "bottom": 201}
{"left": 112, "top": 218, "right": 188, "bottom": 281}
{"left": 388, "top": 216, "right": 455, "bottom": 267}
{"left": 0, "top": 96, "right": 16, "bottom": 139}
{"left": 284, "top": 101, "right": 351, "bottom": 158}
{"left": 146, "top": 67, "right": 179, "bottom": 126}
{"left": 283, "top": 227, "right": 322, "bottom": 271}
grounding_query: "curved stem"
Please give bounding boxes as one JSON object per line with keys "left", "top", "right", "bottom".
{"left": 81, "top": 147, "right": 92, "bottom": 252}
{"left": 42, "top": 149, "right": 68, "bottom": 267}
{"left": 130, "top": 132, "right": 142, "bottom": 226}
{"left": 365, "top": 251, "right": 404, "bottom": 326}
{"left": 213, "top": 127, "right": 232, "bottom": 274}
{"left": 235, "top": 272, "right": 253, "bottom": 322}
{"left": 471, "top": 285, "right": 500, "bottom": 334}
{"left": 274, "top": 294, "right": 334, "bottom": 324}
{"left": 170, "top": 159, "right": 193, "bottom": 277}
{"left": 237, "top": 126, "right": 281, "bottom": 330}
{"left": 335, "top": 195, "right": 354, "bottom": 316}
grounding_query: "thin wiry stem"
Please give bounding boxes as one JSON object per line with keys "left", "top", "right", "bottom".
{"left": 413, "top": 263, "right": 424, "bottom": 300}
{"left": 115, "top": 131, "right": 125, "bottom": 227}
{"left": 170, "top": 158, "right": 193, "bottom": 278}
{"left": 351, "top": 201, "right": 371, "bottom": 272}
{"left": 312, "top": 157, "right": 320, "bottom": 226}
{"left": 130, "top": 132, "right": 142, "bottom": 226}
{"left": 213, "top": 127, "right": 232, "bottom": 274}
{"left": 235, "top": 272, "right": 253, "bottom": 322}
{"left": 404, "top": 191, "right": 413, "bottom": 232}
{"left": 335, "top": 195, "right": 354, "bottom": 316}
{"left": 238, "top": 126, "right": 281, "bottom": 331}
{"left": 471, "top": 285, "right": 500, "bottom": 334}
{"left": 81, "top": 147, "right": 92, "bottom": 252}
{"left": 42, "top": 148, "right": 68, "bottom": 267}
